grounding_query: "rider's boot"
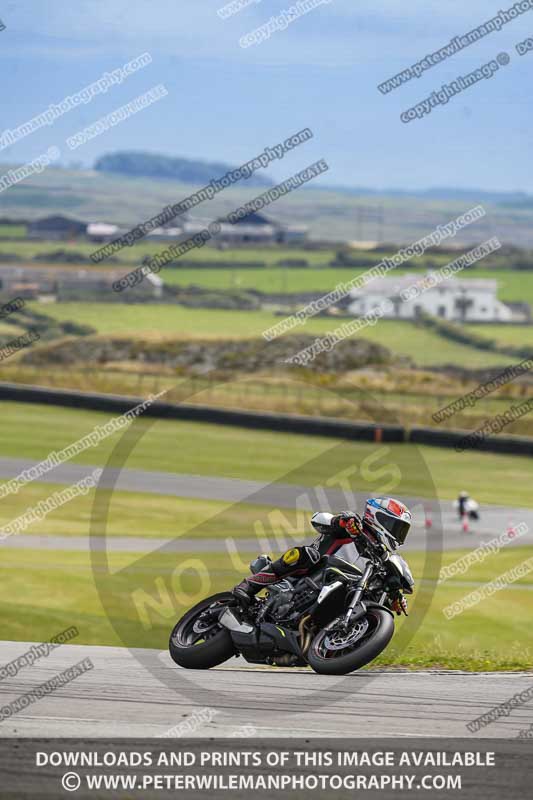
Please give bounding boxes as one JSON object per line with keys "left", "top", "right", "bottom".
{"left": 232, "top": 569, "right": 280, "bottom": 606}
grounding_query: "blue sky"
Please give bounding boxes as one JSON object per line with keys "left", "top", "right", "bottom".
{"left": 0, "top": 0, "right": 532, "bottom": 191}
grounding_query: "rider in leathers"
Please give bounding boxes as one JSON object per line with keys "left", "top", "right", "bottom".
{"left": 233, "top": 511, "right": 366, "bottom": 603}
{"left": 233, "top": 505, "right": 409, "bottom": 615}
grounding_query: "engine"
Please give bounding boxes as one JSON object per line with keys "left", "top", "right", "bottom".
{"left": 266, "top": 578, "right": 318, "bottom": 623}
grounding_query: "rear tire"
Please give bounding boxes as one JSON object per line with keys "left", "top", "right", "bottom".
{"left": 307, "top": 608, "right": 394, "bottom": 675}
{"left": 169, "top": 592, "right": 236, "bottom": 670}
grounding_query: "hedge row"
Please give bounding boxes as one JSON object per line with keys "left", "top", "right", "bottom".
{"left": 416, "top": 312, "right": 533, "bottom": 360}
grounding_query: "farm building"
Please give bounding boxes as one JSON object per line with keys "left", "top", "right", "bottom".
{"left": 0, "top": 265, "right": 162, "bottom": 300}
{"left": 27, "top": 215, "right": 88, "bottom": 240}
{"left": 347, "top": 274, "right": 529, "bottom": 323}
{"left": 181, "top": 212, "right": 307, "bottom": 245}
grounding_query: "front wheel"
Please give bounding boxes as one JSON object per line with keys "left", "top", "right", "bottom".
{"left": 307, "top": 607, "right": 394, "bottom": 675}
{"left": 169, "top": 592, "right": 236, "bottom": 670}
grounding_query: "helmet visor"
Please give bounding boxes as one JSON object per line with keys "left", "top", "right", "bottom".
{"left": 376, "top": 511, "right": 410, "bottom": 544}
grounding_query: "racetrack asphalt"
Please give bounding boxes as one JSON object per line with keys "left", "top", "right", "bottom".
{"left": 0, "top": 457, "right": 531, "bottom": 553}
{"left": 0, "top": 641, "right": 531, "bottom": 738}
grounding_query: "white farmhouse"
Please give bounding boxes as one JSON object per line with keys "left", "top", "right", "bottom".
{"left": 347, "top": 274, "right": 523, "bottom": 323}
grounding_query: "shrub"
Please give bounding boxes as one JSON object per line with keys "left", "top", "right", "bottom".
{"left": 416, "top": 312, "right": 533, "bottom": 358}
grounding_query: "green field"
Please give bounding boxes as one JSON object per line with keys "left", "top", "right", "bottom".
{"left": 0, "top": 320, "right": 24, "bottom": 335}
{"left": 4, "top": 227, "right": 533, "bottom": 305}
{"left": 0, "top": 224, "right": 27, "bottom": 238}
{"left": 465, "top": 269, "right": 533, "bottom": 307}
{"left": 0, "top": 401, "right": 532, "bottom": 508}
{"left": 465, "top": 323, "right": 533, "bottom": 348}
{"left": 0, "top": 241, "right": 338, "bottom": 267}
{"left": 29, "top": 302, "right": 514, "bottom": 368}
{"left": 5, "top": 235, "right": 533, "bottom": 306}
{"left": 4, "top": 165, "right": 533, "bottom": 672}
{"left": 0, "top": 545, "right": 531, "bottom": 670}
{"left": 161, "top": 266, "right": 533, "bottom": 308}
{"left": 1, "top": 402, "right": 532, "bottom": 669}
{"left": 0, "top": 480, "right": 279, "bottom": 541}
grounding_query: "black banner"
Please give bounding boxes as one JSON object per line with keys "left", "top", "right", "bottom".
{"left": 0, "top": 738, "right": 530, "bottom": 799}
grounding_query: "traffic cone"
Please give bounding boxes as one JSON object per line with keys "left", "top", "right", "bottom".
{"left": 507, "top": 519, "right": 516, "bottom": 539}
{"left": 424, "top": 506, "right": 432, "bottom": 529}
{"left": 462, "top": 512, "right": 470, "bottom": 533}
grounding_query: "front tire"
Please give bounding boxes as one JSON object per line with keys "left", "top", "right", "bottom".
{"left": 307, "top": 607, "right": 394, "bottom": 675}
{"left": 169, "top": 592, "right": 236, "bottom": 670}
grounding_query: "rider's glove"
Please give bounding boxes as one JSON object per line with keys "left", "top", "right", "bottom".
{"left": 336, "top": 511, "right": 363, "bottom": 537}
{"left": 391, "top": 596, "right": 408, "bottom": 616}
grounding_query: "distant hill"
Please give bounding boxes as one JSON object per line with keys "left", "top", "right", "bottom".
{"left": 318, "top": 184, "right": 533, "bottom": 207}
{"left": 2, "top": 162, "right": 533, "bottom": 245}
{"left": 94, "top": 151, "right": 273, "bottom": 188}
{"left": 94, "top": 153, "right": 533, "bottom": 206}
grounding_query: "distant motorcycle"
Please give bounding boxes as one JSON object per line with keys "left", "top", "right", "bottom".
{"left": 169, "top": 526, "right": 414, "bottom": 676}
{"left": 454, "top": 493, "right": 480, "bottom": 521}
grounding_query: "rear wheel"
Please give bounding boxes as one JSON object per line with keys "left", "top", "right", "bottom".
{"left": 169, "top": 592, "right": 236, "bottom": 670}
{"left": 307, "top": 607, "right": 394, "bottom": 675}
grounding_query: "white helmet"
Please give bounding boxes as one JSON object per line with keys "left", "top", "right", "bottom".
{"left": 363, "top": 497, "right": 411, "bottom": 547}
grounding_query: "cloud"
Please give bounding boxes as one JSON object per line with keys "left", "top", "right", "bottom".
{"left": 5, "top": 0, "right": 517, "bottom": 67}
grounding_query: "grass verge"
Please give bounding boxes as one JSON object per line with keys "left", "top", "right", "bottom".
{"left": 0, "top": 547, "right": 531, "bottom": 670}
{"left": 0, "top": 402, "right": 531, "bottom": 508}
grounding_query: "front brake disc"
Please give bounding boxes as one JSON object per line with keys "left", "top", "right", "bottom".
{"left": 324, "top": 619, "right": 369, "bottom": 650}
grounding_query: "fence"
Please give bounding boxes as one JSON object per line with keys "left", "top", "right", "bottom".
{"left": 0, "top": 380, "right": 532, "bottom": 456}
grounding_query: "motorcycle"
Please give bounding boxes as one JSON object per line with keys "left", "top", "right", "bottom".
{"left": 169, "top": 526, "right": 414, "bottom": 676}
{"left": 454, "top": 496, "right": 480, "bottom": 521}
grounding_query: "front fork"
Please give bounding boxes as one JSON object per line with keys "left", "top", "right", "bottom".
{"left": 343, "top": 562, "right": 374, "bottom": 627}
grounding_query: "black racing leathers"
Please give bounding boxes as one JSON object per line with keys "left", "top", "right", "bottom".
{"left": 233, "top": 512, "right": 362, "bottom": 601}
